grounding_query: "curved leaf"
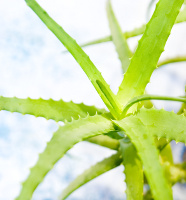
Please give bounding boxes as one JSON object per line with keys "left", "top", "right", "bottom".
{"left": 157, "top": 55, "right": 186, "bottom": 68}
{"left": 59, "top": 152, "right": 122, "bottom": 200}
{"left": 0, "top": 96, "right": 105, "bottom": 122}
{"left": 106, "top": 0, "right": 132, "bottom": 73}
{"left": 25, "top": 0, "right": 120, "bottom": 117}
{"left": 120, "top": 139, "right": 143, "bottom": 200}
{"left": 121, "top": 94, "right": 186, "bottom": 117}
{"left": 16, "top": 114, "right": 115, "bottom": 200}
{"left": 114, "top": 118, "right": 172, "bottom": 200}
{"left": 117, "top": 0, "right": 184, "bottom": 107}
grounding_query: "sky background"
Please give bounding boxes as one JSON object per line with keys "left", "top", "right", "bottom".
{"left": 0, "top": 0, "right": 186, "bottom": 199}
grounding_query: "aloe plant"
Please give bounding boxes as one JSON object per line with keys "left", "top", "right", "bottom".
{"left": 1, "top": 0, "right": 186, "bottom": 199}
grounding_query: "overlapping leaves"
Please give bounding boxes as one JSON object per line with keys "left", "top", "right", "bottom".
{"left": 0, "top": 0, "right": 185, "bottom": 199}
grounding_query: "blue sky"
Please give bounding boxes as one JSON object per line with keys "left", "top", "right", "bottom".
{"left": 0, "top": 0, "right": 186, "bottom": 199}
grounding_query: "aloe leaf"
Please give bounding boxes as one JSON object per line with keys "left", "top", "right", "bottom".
{"left": 159, "top": 143, "right": 173, "bottom": 164}
{"left": 157, "top": 55, "right": 186, "bottom": 68}
{"left": 114, "top": 118, "right": 172, "bottom": 200}
{"left": 0, "top": 96, "right": 106, "bottom": 122}
{"left": 117, "top": 0, "right": 184, "bottom": 107}
{"left": 106, "top": 0, "right": 132, "bottom": 73}
{"left": 120, "top": 139, "right": 143, "bottom": 200}
{"left": 86, "top": 134, "right": 119, "bottom": 150}
{"left": 96, "top": 80, "right": 121, "bottom": 116}
{"left": 80, "top": 4, "right": 186, "bottom": 48}
{"left": 59, "top": 152, "right": 122, "bottom": 200}
{"left": 176, "top": 5, "right": 186, "bottom": 23}
{"left": 80, "top": 25, "right": 146, "bottom": 48}
{"left": 25, "top": 0, "right": 120, "bottom": 117}
{"left": 16, "top": 114, "right": 115, "bottom": 200}
{"left": 144, "top": 161, "right": 186, "bottom": 199}
{"left": 121, "top": 94, "right": 186, "bottom": 117}
{"left": 132, "top": 108, "right": 186, "bottom": 143}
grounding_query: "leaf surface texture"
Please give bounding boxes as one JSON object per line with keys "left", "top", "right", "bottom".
{"left": 117, "top": 0, "right": 184, "bottom": 106}
{"left": 114, "top": 117, "right": 173, "bottom": 200}
{"left": 25, "top": 0, "right": 120, "bottom": 116}
{"left": 16, "top": 114, "right": 114, "bottom": 200}
{"left": 0, "top": 96, "right": 105, "bottom": 122}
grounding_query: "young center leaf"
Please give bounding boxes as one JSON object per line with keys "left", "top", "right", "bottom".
{"left": 0, "top": 96, "right": 106, "bottom": 122}
{"left": 117, "top": 0, "right": 184, "bottom": 107}
{"left": 59, "top": 152, "right": 122, "bottom": 200}
{"left": 25, "top": 0, "right": 121, "bottom": 117}
{"left": 16, "top": 114, "right": 115, "bottom": 200}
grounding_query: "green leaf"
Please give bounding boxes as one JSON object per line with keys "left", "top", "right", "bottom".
{"left": 176, "top": 5, "right": 186, "bottom": 23}
{"left": 154, "top": 137, "right": 168, "bottom": 151}
{"left": 80, "top": 25, "right": 146, "bottom": 48}
{"left": 96, "top": 80, "right": 122, "bottom": 116}
{"left": 117, "top": 0, "right": 184, "bottom": 107}
{"left": 59, "top": 152, "right": 122, "bottom": 200}
{"left": 157, "top": 55, "right": 186, "bottom": 68}
{"left": 106, "top": 0, "right": 132, "bottom": 73}
{"left": 25, "top": 0, "right": 120, "bottom": 117}
{"left": 106, "top": 131, "right": 124, "bottom": 140}
{"left": 132, "top": 108, "right": 186, "bottom": 143}
{"left": 117, "top": 108, "right": 186, "bottom": 198}
{"left": 120, "top": 139, "right": 143, "bottom": 200}
{"left": 0, "top": 96, "right": 105, "bottom": 122}
{"left": 86, "top": 135, "right": 119, "bottom": 150}
{"left": 114, "top": 117, "right": 172, "bottom": 200}
{"left": 121, "top": 94, "right": 186, "bottom": 117}
{"left": 80, "top": 4, "right": 186, "bottom": 48}
{"left": 16, "top": 114, "right": 115, "bottom": 200}
{"left": 159, "top": 143, "right": 173, "bottom": 164}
